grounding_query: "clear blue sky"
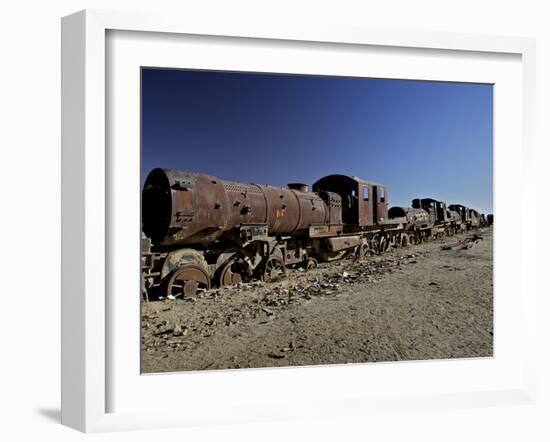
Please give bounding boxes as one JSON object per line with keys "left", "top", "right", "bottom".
{"left": 142, "top": 68, "right": 493, "bottom": 214}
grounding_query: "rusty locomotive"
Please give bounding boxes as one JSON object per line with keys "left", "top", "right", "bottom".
{"left": 141, "top": 168, "right": 489, "bottom": 300}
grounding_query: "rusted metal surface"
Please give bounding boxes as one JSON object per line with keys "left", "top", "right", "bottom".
{"left": 166, "top": 264, "right": 210, "bottom": 298}
{"left": 373, "top": 184, "right": 389, "bottom": 224}
{"left": 143, "top": 168, "right": 330, "bottom": 247}
{"left": 412, "top": 198, "right": 448, "bottom": 224}
{"left": 469, "top": 209, "right": 481, "bottom": 228}
{"left": 448, "top": 204, "right": 471, "bottom": 223}
{"left": 308, "top": 224, "right": 345, "bottom": 238}
{"left": 218, "top": 260, "right": 243, "bottom": 286}
{"left": 326, "top": 235, "right": 361, "bottom": 252}
{"left": 261, "top": 255, "right": 286, "bottom": 282}
{"left": 388, "top": 206, "right": 430, "bottom": 228}
{"left": 142, "top": 169, "right": 227, "bottom": 246}
{"left": 312, "top": 174, "right": 388, "bottom": 227}
{"left": 317, "top": 191, "right": 343, "bottom": 225}
{"left": 447, "top": 209, "right": 461, "bottom": 224}
{"left": 160, "top": 248, "right": 209, "bottom": 280}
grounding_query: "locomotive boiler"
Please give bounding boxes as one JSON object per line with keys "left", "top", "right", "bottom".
{"left": 142, "top": 168, "right": 328, "bottom": 247}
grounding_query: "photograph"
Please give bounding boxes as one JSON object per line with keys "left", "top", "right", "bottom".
{"left": 139, "top": 68, "right": 494, "bottom": 373}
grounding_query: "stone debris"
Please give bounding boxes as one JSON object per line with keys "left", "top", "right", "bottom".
{"left": 441, "top": 234, "right": 483, "bottom": 250}
{"left": 141, "top": 251, "right": 422, "bottom": 355}
{"left": 268, "top": 352, "right": 286, "bottom": 359}
{"left": 154, "top": 323, "right": 174, "bottom": 335}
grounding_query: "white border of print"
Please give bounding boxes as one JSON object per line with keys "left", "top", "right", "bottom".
{"left": 108, "top": 32, "right": 522, "bottom": 415}
{"left": 61, "top": 9, "right": 537, "bottom": 433}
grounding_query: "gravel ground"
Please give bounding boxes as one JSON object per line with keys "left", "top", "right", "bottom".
{"left": 141, "top": 228, "right": 493, "bottom": 373}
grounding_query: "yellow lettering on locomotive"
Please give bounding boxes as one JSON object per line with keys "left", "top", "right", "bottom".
{"left": 276, "top": 208, "right": 285, "bottom": 217}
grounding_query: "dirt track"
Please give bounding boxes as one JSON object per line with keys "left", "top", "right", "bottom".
{"left": 141, "top": 228, "right": 493, "bottom": 373}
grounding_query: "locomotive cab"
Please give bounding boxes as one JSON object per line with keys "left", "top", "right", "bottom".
{"left": 469, "top": 209, "right": 481, "bottom": 228}
{"left": 412, "top": 198, "right": 448, "bottom": 225}
{"left": 312, "top": 174, "right": 388, "bottom": 228}
{"left": 448, "top": 204, "right": 471, "bottom": 223}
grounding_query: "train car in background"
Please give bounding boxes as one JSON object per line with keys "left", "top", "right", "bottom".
{"left": 448, "top": 204, "right": 472, "bottom": 231}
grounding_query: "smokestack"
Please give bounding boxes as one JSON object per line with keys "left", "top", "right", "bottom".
{"left": 288, "top": 183, "right": 308, "bottom": 192}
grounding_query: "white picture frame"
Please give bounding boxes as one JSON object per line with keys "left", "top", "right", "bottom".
{"left": 61, "top": 9, "right": 537, "bottom": 433}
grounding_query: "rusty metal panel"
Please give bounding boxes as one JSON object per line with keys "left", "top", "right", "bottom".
{"left": 326, "top": 235, "right": 361, "bottom": 252}
{"left": 449, "top": 204, "right": 471, "bottom": 222}
{"left": 309, "top": 224, "right": 345, "bottom": 238}
{"left": 262, "top": 185, "right": 301, "bottom": 234}
{"left": 359, "top": 184, "right": 372, "bottom": 226}
{"left": 469, "top": 209, "right": 481, "bottom": 227}
{"left": 239, "top": 224, "right": 269, "bottom": 242}
{"left": 407, "top": 207, "right": 430, "bottom": 227}
{"left": 172, "top": 188, "right": 194, "bottom": 229}
{"left": 292, "top": 190, "right": 329, "bottom": 232}
{"left": 413, "top": 198, "right": 449, "bottom": 224}
{"left": 317, "top": 191, "right": 343, "bottom": 225}
{"left": 222, "top": 181, "right": 267, "bottom": 228}
{"left": 448, "top": 209, "right": 461, "bottom": 223}
{"left": 373, "top": 185, "right": 389, "bottom": 224}
{"left": 389, "top": 206, "right": 430, "bottom": 228}
{"left": 143, "top": 169, "right": 227, "bottom": 246}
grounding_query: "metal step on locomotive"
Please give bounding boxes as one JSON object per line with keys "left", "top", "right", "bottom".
{"left": 141, "top": 168, "right": 490, "bottom": 301}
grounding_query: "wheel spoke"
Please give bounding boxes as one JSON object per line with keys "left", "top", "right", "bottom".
{"left": 262, "top": 256, "right": 285, "bottom": 282}
{"left": 166, "top": 264, "right": 210, "bottom": 298}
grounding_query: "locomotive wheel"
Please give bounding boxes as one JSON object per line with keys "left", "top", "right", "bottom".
{"left": 262, "top": 256, "right": 286, "bottom": 282}
{"left": 305, "top": 257, "right": 318, "bottom": 271}
{"left": 355, "top": 242, "right": 368, "bottom": 259}
{"left": 370, "top": 234, "right": 381, "bottom": 255}
{"left": 166, "top": 264, "right": 210, "bottom": 298}
{"left": 400, "top": 234, "right": 409, "bottom": 247}
{"left": 408, "top": 233, "right": 417, "bottom": 245}
{"left": 218, "top": 259, "right": 243, "bottom": 287}
{"left": 378, "top": 236, "right": 388, "bottom": 254}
